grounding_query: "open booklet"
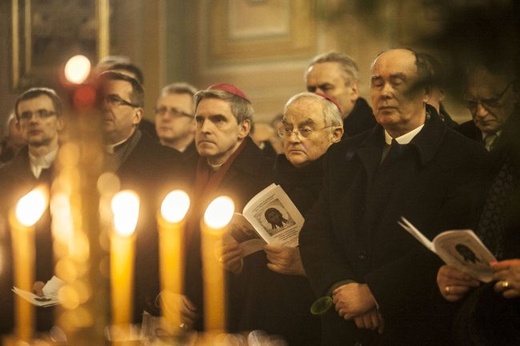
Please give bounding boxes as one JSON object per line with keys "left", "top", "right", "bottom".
{"left": 12, "top": 275, "right": 64, "bottom": 307}
{"left": 224, "top": 183, "right": 304, "bottom": 256}
{"left": 398, "top": 217, "right": 497, "bottom": 282}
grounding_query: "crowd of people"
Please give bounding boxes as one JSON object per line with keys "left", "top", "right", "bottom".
{"left": 0, "top": 45, "right": 519, "bottom": 346}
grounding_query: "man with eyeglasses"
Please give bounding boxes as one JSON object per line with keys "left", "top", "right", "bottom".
{"left": 299, "top": 48, "right": 485, "bottom": 345}
{"left": 96, "top": 71, "right": 181, "bottom": 324}
{"left": 154, "top": 82, "right": 198, "bottom": 159}
{"left": 457, "top": 63, "right": 520, "bottom": 151}
{"left": 226, "top": 92, "right": 343, "bottom": 345}
{"left": 0, "top": 87, "right": 64, "bottom": 335}
{"left": 436, "top": 55, "right": 520, "bottom": 344}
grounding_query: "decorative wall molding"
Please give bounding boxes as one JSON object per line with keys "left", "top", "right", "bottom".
{"left": 203, "top": 0, "right": 316, "bottom": 66}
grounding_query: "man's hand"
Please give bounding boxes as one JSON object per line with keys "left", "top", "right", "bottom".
{"left": 353, "top": 307, "right": 384, "bottom": 334}
{"left": 492, "top": 259, "right": 520, "bottom": 299}
{"left": 264, "top": 245, "right": 306, "bottom": 276}
{"left": 32, "top": 281, "right": 45, "bottom": 297}
{"left": 159, "top": 290, "right": 198, "bottom": 329}
{"left": 220, "top": 240, "right": 244, "bottom": 274}
{"left": 332, "top": 283, "right": 376, "bottom": 320}
{"left": 436, "top": 265, "right": 480, "bottom": 302}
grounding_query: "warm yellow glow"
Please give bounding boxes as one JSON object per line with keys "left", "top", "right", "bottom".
{"left": 111, "top": 190, "right": 140, "bottom": 237}
{"left": 15, "top": 187, "right": 48, "bottom": 227}
{"left": 64, "top": 55, "right": 91, "bottom": 84}
{"left": 203, "top": 196, "right": 235, "bottom": 229}
{"left": 50, "top": 192, "right": 74, "bottom": 244}
{"left": 161, "top": 190, "right": 190, "bottom": 223}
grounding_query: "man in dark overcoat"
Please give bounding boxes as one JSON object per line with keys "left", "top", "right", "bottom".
{"left": 96, "top": 71, "right": 180, "bottom": 323}
{"left": 299, "top": 48, "right": 486, "bottom": 345}
{"left": 176, "top": 83, "right": 274, "bottom": 333}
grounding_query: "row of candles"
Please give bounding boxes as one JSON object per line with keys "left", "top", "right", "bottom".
{"left": 5, "top": 54, "right": 238, "bottom": 344}
{"left": 8, "top": 184, "right": 235, "bottom": 343}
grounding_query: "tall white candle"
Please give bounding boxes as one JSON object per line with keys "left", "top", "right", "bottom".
{"left": 110, "top": 190, "right": 139, "bottom": 326}
{"left": 201, "top": 196, "right": 234, "bottom": 332}
{"left": 10, "top": 187, "right": 48, "bottom": 342}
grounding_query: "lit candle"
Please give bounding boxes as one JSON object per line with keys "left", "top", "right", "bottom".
{"left": 201, "top": 196, "right": 235, "bottom": 332}
{"left": 110, "top": 190, "right": 139, "bottom": 326}
{"left": 10, "top": 187, "right": 48, "bottom": 342}
{"left": 158, "top": 190, "right": 190, "bottom": 327}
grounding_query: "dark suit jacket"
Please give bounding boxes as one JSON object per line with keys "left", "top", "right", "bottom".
{"left": 181, "top": 136, "right": 274, "bottom": 331}
{"left": 0, "top": 146, "right": 56, "bottom": 335}
{"left": 299, "top": 109, "right": 486, "bottom": 345}
{"left": 343, "top": 97, "right": 377, "bottom": 139}
{"left": 457, "top": 120, "right": 484, "bottom": 146}
{"left": 113, "top": 131, "right": 181, "bottom": 323}
{"left": 233, "top": 154, "right": 325, "bottom": 346}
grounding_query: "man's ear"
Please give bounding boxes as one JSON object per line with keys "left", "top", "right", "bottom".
{"left": 331, "top": 127, "right": 344, "bottom": 143}
{"left": 133, "top": 108, "right": 143, "bottom": 126}
{"left": 238, "top": 119, "right": 251, "bottom": 139}
{"left": 56, "top": 117, "right": 65, "bottom": 132}
{"left": 349, "top": 80, "right": 360, "bottom": 99}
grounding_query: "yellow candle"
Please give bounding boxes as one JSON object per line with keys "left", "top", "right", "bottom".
{"left": 201, "top": 196, "right": 235, "bottom": 332}
{"left": 110, "top": 190, "right": 139, "bottom": 326}
{"left": 158, "top": 190, "right": 190, "bottom": 326}
{"left": 10, "top": 187, "right": 47, "bottom": 342}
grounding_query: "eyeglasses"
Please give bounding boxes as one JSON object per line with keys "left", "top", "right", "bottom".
{"left": 463, "top": 83, "right": 512, "bottom": 111}
{"left": 100, "top": 94, "right": 139, "bottom": 108}
{"left": 155, "top": 106, "right": 192, "bottom": 118}
{"left": 18, "top": 109, "right": 56, "bottom": 122}
{"left": 277, "top": 125, "right": 335, "bottom": 139}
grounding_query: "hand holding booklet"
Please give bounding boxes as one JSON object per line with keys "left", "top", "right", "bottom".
{"left": 224, "top": 183, "right": 304, "bottom": 256}
{"left": 398, "top": 217, "right": 497, "bottom": 282}
{"left": 12, "top": 275, "right": 64, "bottom": 307}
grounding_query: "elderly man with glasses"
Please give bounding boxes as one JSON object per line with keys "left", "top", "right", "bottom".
{"left": 457, "top": 62, "right": 520, "bottom": 151}
{"left": 233, "top": 92, "right": 343, "bottom": 345}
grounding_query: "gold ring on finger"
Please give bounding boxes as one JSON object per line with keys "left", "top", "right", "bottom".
{"left": 502, "top": 280, "right": 510, "bottom": 289}
{"left": 445, "top": 285, "right": 451, "bottom": 294}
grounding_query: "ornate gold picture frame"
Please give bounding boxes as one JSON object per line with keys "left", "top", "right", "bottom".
{"left": 11, "top": 0, "right": 110, "bottom": 91}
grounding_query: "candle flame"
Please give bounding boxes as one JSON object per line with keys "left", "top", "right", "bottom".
{"left": 15, "top": 187, "right": 48, "bottom": 227}
{"left": 111, "top": 190, "right": 140, "bottom": 237}
{"left": 161, "top": 190, "right": 190, "bottom": 223}
{"left": 64, "top": 55, "right": 91, "bottom": 84}
{"left": 203, "top": 196, "right": 235, "bottom": 229}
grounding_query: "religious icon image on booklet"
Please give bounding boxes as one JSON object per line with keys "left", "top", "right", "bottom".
{"left": 223, "top": 183, "right": 304, "bottom": 256}
{"left": 398, "top": 217, "right": 497, "bottom": 282}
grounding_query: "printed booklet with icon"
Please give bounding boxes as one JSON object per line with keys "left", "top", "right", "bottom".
{"left": 12, "top": 276, "right": 64, "bottom": 307}
{"left": 399, "top": 217, "right": 497, "bottom": 282}
{"left": 225, "top": 183, "right": 304, "bottom": 256}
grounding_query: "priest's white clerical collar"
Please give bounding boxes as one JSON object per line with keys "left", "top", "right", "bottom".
{"left": 207, "top": 158, "right": 224, "bottom": 171}
{"left": 384, "top": 124, "right": 424, "bottom": 145}
{"left": 104, "top": 137, "right": 129, "bottom": 154}
{"left": 29, "top": 147, "right": 58, "bottom": 178}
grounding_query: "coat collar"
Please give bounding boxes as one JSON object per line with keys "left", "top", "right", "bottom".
{"left": 347, "top": 104, "right": 447, "bottom": 168}
{"left": 221, "top": 136, "right": 268, "bottom": 182}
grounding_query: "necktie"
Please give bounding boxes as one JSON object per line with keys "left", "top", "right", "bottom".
{"left": 484, "top": 133, "right": 497, "bottom": 152}
{"left": 382, "top": 139, "right": 403, "bottom": 164}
